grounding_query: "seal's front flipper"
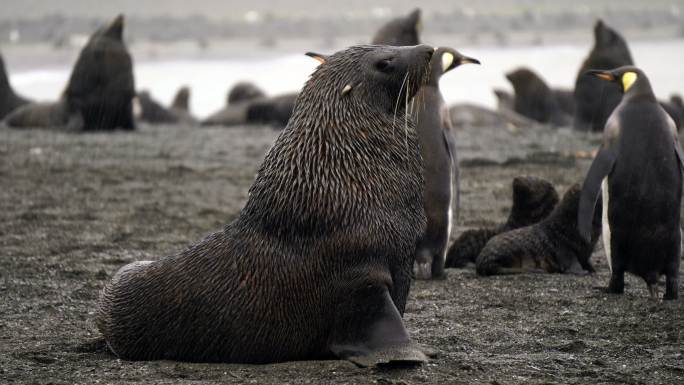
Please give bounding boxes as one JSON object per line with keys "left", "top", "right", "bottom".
{"left": 578, "top": 145, "right": 616, "bottom": 242}
{"left": 329, "top": 285, "right": 427, "bottom": 367}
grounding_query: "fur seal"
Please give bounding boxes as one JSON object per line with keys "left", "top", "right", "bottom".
{"left": 96, "top": 44, "right": 435, "bottom": 366}
{"left": 5, "top": 14, "right": 135, "bottom": 130}
{"left": 476, "top": 184, "right": 600, "bottom": 276}
{"left": 412, "top": 48, "right": 480, "bottom": 280}
{"left": 445, "top": 176, "right": 559, "bottom": 268}
{"left": 202, "top": 82, "right": 267, "bottom": 126}
{"left": 371, "top": 8, "right": 422, "bottom": 46}
{"left": 137, "top": 86, "right": 197, "bottom": 125}
{"left": 573, "top": 20, "right": 634, "bottom": 132}
{"left": 245, "top": 92, "right": 298, "bottom": 128}
{"left": 449, "top": 103, "right": 536, "bottom": 129}
{"left": 493, "top": 89, "right": 514, "bottom": 111}
{"left": 0, "top": 52, "right": 30, "bottom": 120}
{"left": 227, "top": 81, "right": 266, "bottom": 105}
{"left": 578, "top": 66, "right": 683, "bottom": 299}
{"left": 505, "top": 67, "right": 571, "bottom": 126}
{"left": 202, "top": 91, "right": 297, "bottom": 128}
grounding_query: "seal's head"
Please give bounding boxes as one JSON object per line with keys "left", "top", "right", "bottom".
{"left": 588, "top": 19, "right": 634, "bottom": 68}
{"left": 505, "top": 67, "right": 548, "bottom": 95}
{"left": 64, "top": 13, "right": 135, "bottom": 130}
{"left": 371, "top": 9, "right": 422, "bottom": 46}
{"left": 171, "top": 86, "right": 191, "bottom": 111}
{"left": 227, "top": 82, "right": 266, "bottom": 105}
{"left": 294, "top": 44, "right": 433, "bottom": 120}
{"left": 508, "top": 176, "right": 559, "bottom": 227}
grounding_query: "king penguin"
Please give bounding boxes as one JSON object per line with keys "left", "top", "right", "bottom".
{"left": 412, "top": 48, "right": 480, "bottom": 280}
{"left": 578, "top": 66, "right": 684, "bottom": 299}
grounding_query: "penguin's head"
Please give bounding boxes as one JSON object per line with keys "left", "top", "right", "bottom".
{"left": 429, "top": 47, "right": 479, "bottom": 83}
{"left": 585, "top": 66, "right": 646, "bottom": 94}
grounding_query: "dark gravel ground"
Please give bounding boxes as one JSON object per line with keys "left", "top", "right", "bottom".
{"left": 1, "top": 123, "right": 683, "bottom": 384}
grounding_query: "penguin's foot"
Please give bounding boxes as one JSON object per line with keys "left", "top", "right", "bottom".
{"left": 414, "top": 261, "right": 432, "bottom": 280}
{"left": 647, "top": 283, "right": 660, "bottom": 300}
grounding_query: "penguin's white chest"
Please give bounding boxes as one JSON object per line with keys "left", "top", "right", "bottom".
{"left": 601, "top": 178, "right": 612, "bottom": 272}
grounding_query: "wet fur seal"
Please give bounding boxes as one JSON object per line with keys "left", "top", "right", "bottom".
{"left": 96, "top": 44, "right": 435, "bottom": 366}
{"left": 245, "top": 92, "right": 298, "bottom": 128}
{"left": 476, "top": 184, "right": 600, "bottom": 276}
{"left": 137, "top": 86, "right": 197, "bottom": 125}
{"left": 449, "top": 103, "right": 536, "bottom": 129}
{"left": 0, "top": 52, "right": 30, "bottom": 120}
{"left": 573, "top": 20, "right": 634, "bottom": 132}
{"left": 5, "top": 14, "right": 135, "bottom": 130}
{"left": 505, "top": 67, "right": 571, "bottom": 126}
{"left": 578, "top": 66, "right": 683, "bottom": 299}
{"left": 445, "top": 176, "right": 559, "bottom": 268}
{"left": 202, "top": 82, "right": 267, "bottom": 126}
{"left": 227, "top": 81, "right": 266, "bottom": 105}
{"left": 371, "top": 8, "right": 422, "bottom": 46}
{"left": 412, "top": 48, "right": 479, "bottom": 280}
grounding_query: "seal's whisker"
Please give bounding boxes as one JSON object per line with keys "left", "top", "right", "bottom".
{"left": 393, "top": 71, "right": 410, "bottom": 136}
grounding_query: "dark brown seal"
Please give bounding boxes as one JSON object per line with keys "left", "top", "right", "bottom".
{"left": 201, "top": 82, "right": 267, "bottom": 126}
{"left": 371, "top": 8, "right": 422, "bottom": 46}
{"left": 5, "top": 14, "right": 135, "bottom": 130}
{"left": 137, "top": 86, "right": 197, "bottom": 125}
{"left": 227, "top": 81, "right": 266, "bottom": 105}
{"left": 445, "top": 176, "right": 559, "bottom": 268}
{"left": 0, "top": 52, "right": 30, "bottom": 120}
{"left": 573, "top": 19, "right": 634, "bottom": 132}
{"left": 476, "top": 184, "right": 601, "bottom": 276}
{"left": 505, "top": 67, "right": 571, "bottom": 126}
{"left": 96, "top": 44, "right": 434, "bottom": 367}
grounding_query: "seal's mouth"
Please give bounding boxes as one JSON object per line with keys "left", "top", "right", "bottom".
{"left": 395, "top": 45, "right": 433, "bottom": 107}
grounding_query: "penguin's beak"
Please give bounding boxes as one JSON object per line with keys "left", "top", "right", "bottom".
{"left": 458, "top": 56, "right": 480, "bottom": 66}
{"left": 586, "top": 69, "right": 616, "bottom": 82}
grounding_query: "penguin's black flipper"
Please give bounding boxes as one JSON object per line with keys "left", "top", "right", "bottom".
{"left": 443, "top": 129, "right": 460, "bottom": 222}
{"left": 674, "top": 139, "right": 684, "bottom": 174}
{"left": 578, "top": 145, "right": 617, "bottom": 242}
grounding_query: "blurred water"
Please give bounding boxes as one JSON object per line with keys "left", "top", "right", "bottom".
{"left": 10, "top": 39, "right": 684, "bottom": 119}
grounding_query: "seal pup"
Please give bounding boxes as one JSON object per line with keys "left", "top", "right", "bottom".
{"left": 97, "top": 44, "right": 435, "bottom": 366}
{"left": 202, "top": 82, "right": 266, "bottom": 126}
{"left": 371, "top": 8, "right": 422, "bottom": 46}
{"left": 578, "top": 66, "right": 683, "bottom": 299}
{"left": 445, "top": 176, "right": 559, "bottom": 268}
{"left": 5, "top": 14, "right": 135, "bottom": 130}
{"left": 476, "top": 185, "right": 600, "bottom": 276}
{"left": 505, "top": 67, "right": 571, "bottom": 126}
{"left": 137, "top": 87, "right": 197, "bottom": 125}
{"left": 573, "top": 20, "right": 634, "bottom": 132}
{"left": 227, "top": 81, "right": 266, "bottom": 105}
{"left": 412, "top": 48, "right": 480, "bottom": 280}
{"left": 0, "top": 52, "right": 30, "bottom": 120}
{"left": 493, "top": 89, "right": 514, "bottom": 111}
{"left": 245, "top": 92, "right": 298, "bottom": 128}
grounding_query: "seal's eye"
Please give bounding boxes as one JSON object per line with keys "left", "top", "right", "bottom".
{"left": 375, "top": 58, "right": 394, "bottom": 73}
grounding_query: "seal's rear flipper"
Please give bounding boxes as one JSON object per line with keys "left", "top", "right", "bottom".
{"left": 328, "top": 286, "right": 427, "bottom": 367}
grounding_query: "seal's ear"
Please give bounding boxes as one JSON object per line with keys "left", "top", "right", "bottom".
{"left": 341, "top": 84, "right": 353, "bottom": 95}
{"left": 305, "top": 52, "right": 329, "bottom": 64}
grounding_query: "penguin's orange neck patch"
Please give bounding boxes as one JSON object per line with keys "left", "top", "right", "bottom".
{"left": 595, "top": 73, "right": 614, "bottom": 81}
{"left": 622, "top": 71, "right": 638, "bottom": 92}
